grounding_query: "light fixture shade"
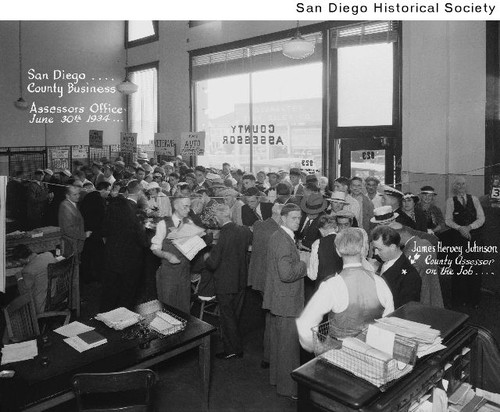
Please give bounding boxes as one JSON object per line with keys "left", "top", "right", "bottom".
{"left": 282, "top": 37, "right": 315, "bottom": 60}
{"left": 14, "top": 97, "right": 29, "bottom": 110}
{"left": 116, "top": 78, "right": 138, "bottom": 95}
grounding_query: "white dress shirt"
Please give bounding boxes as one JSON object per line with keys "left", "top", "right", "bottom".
{"left": 296, "top": 262, "right": 394, "bottom": 352}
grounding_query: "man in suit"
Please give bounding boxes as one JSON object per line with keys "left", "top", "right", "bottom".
{"left": 263, "top": 203, "right": 307, "bottom": 400}
{"left": 205, "top": 204, "right": 252, "bottom": 359}
{"left": 100, "top": 180, "right": 149, "bottom": 311}
{"left": 58, "top": 185, "right": 86, "bottom": 258}
{"left": 389, "top": 222, "right": 444, "bottom": 308}
{"left": 241, "top": 187, "right": 273, "bottom": 227}
{"left": 248, "top": 203, "right": 283, "bottom": 368}
{"left": 371, "top": 225, "right": 421, "bottom": 309}
{"left": 297, "top": 193, "right": 328, "bottom": 251}
{"left": 79, "top": 181, "right": 110, "bottom": 283}
{"left": 382, "top": 185, "right": 416, "bottom": 228}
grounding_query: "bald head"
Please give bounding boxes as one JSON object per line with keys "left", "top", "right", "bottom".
{"left": 66, "top": 185, "right": 81, "bottom": 203}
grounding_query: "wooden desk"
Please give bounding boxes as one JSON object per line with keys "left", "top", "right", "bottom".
{"left": 6, "top": 227, "right": 62, "bottom": 255}
{"left": 5, "top": 227, "right": 81, "bottom": 316}
{"left": 292, "top": 302, "right": 474, "bottom": 412}
{"left": 0, "top": 305, "right": 216, "bottom": 411}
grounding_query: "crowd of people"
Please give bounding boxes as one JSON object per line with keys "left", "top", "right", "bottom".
{"left": 6, "top": 153, "right": 493, "bottom": 400}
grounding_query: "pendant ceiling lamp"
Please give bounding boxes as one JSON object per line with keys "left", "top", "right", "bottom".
{"left": 14, "top": 21, "right": 28, "bottom": 110}
{"left": 282, "top": 21, "right": 315, "bottom": 60}
{"left": 116, "top": 42, "right": 138, "bottom": 95}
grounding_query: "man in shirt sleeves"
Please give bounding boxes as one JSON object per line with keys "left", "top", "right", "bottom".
{"left": 262, "top": 203, "right": 307, "bottom": 400}
{"left": 151, "top": 196, "right": 193, "bottom": 313}
{"left": 297, "top": 228, "right": 394, "bottom": 352}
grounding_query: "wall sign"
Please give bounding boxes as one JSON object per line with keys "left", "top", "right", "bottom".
{"left": 72, "top": 145, "right": 88, "bottom": 159}
{"left": 120, "top": 132, "right": 138, "bottom": 153}
{"left": 50, "top": 148, "right": 70, "bottom": 171}
{"left": 180, "top": 132, "right": 205, "bottom": 156}
{"left": 89, "top": 130, "right": 103, "bottom": 148}
{"left": 154, "top": 133, "right": 176, "bottom": 156}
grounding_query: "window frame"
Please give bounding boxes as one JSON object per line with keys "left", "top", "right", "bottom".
{"left": 127, "top": 61, "right": 160, "bottom": 145}
{"left": 328, "top": 22, "right": 402, "bottom": 184}
{"left": 125, "top": 21, "right": 159, "bottom": 49}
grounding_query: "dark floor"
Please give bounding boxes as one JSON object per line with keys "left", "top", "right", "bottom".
{"left": 47, "top": 274, "right": 500, "bottom": 412}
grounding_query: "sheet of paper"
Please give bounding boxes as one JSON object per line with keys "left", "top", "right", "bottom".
{"left": 64, "top": 336, "right": 89, "bottom": 353}
{"left": 1, "top": 340, "right": 38, "bottom": 365}
{"left": 172, "top": 235, "right": 207, "bottom": 260}
{"left": 366, "top": 324, "right": 395, "bottom": 358}
{"left": 54, "top": 321, "right": 94, "bottom": 337}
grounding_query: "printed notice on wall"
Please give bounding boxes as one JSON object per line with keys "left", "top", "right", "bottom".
{"left": 154, "top": 133, "right": 176, "bottom": 156}
{"left": 180, "top": 132, "right": 205, "bottom": 156}
{"left": 89, "top": 130, "right": 103, "bottom": 148}
{"left": 120, "top": 132, "right": 137, "bottom": 153}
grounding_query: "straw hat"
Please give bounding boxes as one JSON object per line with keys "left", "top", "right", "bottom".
{"left": 370, "top": 205, "right": 399, "bottom": 224}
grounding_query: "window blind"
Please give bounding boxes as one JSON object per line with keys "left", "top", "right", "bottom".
{"left": 331, "top": 21, "right": 399, "bottom": 49}
{"left": 191, "top": 32, "right": 322, "bottom": 81}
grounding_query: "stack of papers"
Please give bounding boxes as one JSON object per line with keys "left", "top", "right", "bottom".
{"left": 54, "top": 321, "right": 94, "bottom": 337}
{"left": 64, "top": 330, "right": 107, "bottom": 353}
{"left": 149, "top": 311, "right": 183, "bottom": 336}
{"left": 1, "top": 340, "right": 38, "bottom": 365}
{"left": 95, "top": 307, "right": 142, "bottom": 330}
{"left": 167, "top": 223, "right": 207, "bottom": 260}
{"left": 375, "top": 317, "right": 446, "bottom": 358}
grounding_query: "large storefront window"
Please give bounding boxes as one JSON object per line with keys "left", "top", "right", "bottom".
{"left": 193, "top": 33, "right": 323, "bottom": 174}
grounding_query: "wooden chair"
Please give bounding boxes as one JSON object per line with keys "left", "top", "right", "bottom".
{"left": 37, "top": 254, "right": 74, "bottom": 326}
{"left": 3, "top": 293, "right": 40, "bottom": 343}
{"left": 72, "top": 369, "right": 158, "bottom": 412}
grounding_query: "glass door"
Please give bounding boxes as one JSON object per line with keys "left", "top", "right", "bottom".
{"left": 339, "top": 137, "right": 395, "bottom": 185}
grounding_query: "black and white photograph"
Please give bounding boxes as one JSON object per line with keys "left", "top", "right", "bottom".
{"left": 1, "top": 3, "right": 500, "bottom": 410}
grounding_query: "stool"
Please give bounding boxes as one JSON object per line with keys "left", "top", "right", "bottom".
{"left": 190, "top": 273, "right": 202, "bottom": 309}
{"left": 198, "top": 296, "right": 220, "bottom": 321}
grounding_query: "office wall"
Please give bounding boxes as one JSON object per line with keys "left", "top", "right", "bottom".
{"left": 401, "top": 21, "right": 486, "bottom": 202}
{"left": 0, "top": 21, "right": 126, "bottom": 148}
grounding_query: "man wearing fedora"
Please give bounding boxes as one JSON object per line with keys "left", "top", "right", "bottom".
{"left": 371, "top": 225, "right": 421, "bottom": 309}
{"left": 297, "top": 193, "right": 328, "bottom": 251}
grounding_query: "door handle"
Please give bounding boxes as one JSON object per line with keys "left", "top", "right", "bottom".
{"left": 373, "top": 136, "right": 393, "bottom": 147}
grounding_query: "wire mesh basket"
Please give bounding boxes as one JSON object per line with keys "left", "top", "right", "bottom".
{"left": 135, "top": 300, "right": 187, "bottom": 339}
{"left": 312, "top": 320, "right": 417, "bottom": 388}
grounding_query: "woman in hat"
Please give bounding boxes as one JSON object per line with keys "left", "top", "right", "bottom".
{"left": 145, "top": 181, "right": 172, "bottom": 218}
{"left": 401, "top": 192, "right": 427, "bottom": 232}
{"left": 417, "top": 186, "right": 447, "bottom": 234}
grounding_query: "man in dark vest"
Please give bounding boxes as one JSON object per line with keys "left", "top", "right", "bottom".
{"left": 444, "top": 177, "right": 485, "bottom": 307}
{"left": 307, "top": 215, "right": 343, "bottom": 289}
